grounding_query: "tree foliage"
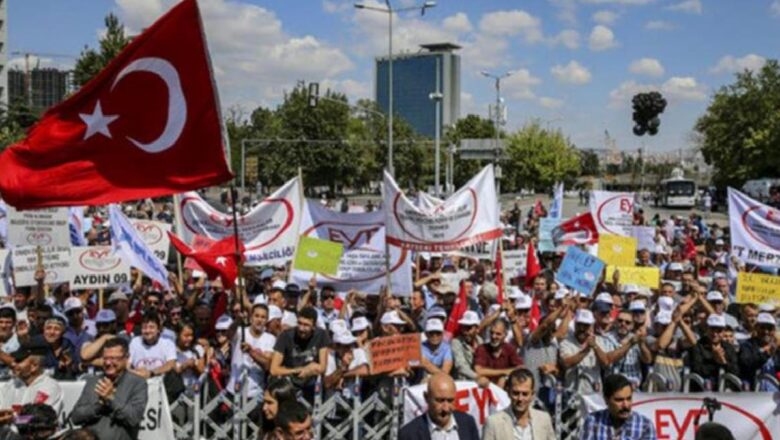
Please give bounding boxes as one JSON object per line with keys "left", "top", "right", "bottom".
{"left": 444, "top": 114, "right": 496, "bottom": 187}
{"left": 695, "top": 59, "right": 780, "bottom": 188}
{"left": 502, "top": 121, "right": 581, "bottom": 192}
{"left": 579, "top": 150, "right": 601, "bottom": 177}
{"left": 73, "top": 14, "right": 131, "bottom": 87}
{"left": 0, "top": 99, "right": 40, "bottom": 150}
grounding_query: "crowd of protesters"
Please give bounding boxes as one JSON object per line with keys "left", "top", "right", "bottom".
{"left": 0, "top": 194, "right": 778, "bottom": 440}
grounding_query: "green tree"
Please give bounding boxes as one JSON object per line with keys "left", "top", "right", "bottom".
{"left": 73, "top": 13, "right": 131, "bottom": 87}
{"left": 0, "top": 99, "right": 40, "bottom": 150}
{"left": 444, "top": 114, "right": 497, "bottom": 187}
{"left": 695, "top": 59, "right": 780, "bottom": 188}
{"left": 579, "top": 150, "right": 601, "bottom": 176}
{"left": 502, "top": 121, "right": 581, "bottom": 192}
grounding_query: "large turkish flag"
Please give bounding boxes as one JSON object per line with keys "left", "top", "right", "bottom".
{"left": 0, "top": 0, "right": 232, "bottom": 209}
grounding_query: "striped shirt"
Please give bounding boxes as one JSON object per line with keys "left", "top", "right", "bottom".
{"left": 580, "top": 409, "right": 656, "bottom": 440}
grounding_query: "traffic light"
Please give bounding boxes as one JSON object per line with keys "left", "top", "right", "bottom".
{"left": 631, "top": 91, "right": 666, "bottom": 136}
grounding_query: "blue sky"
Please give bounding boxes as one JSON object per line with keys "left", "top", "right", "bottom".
{"left": 7, "top": 0, "right": 780, "bottom": 153}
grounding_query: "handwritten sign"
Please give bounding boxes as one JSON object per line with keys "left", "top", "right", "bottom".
{"left": 503, "top": 248, "right": 528, "bottom": 280}
{"left": 7, "top": 207, "right": 70, "bottom": 247}
{"left": 369, "top": 333, "right": 421, "bottom": 374}
{"left": 606, "top": 266, "right": 660, "bottom": 289}
{"left": 556, "top": 246, "right": 605, "bottom": 296}
{"left": 11, "top": 245, "right": 72, "bottom": 287}
{"left": 736, "top": 272, "right": 780, "bottom": 305}
{"left": 598, "top": 234, "right": 637, "bottom": 267}
{"left": 538, "top": 218, "right": 561, "bottom": 253}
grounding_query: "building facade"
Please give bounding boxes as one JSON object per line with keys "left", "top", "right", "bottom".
{"left": 8, "top": 68, "right": 70, "bottom": 112}
{"left": 375, "top": 43, "right": 460, "bottom": 138}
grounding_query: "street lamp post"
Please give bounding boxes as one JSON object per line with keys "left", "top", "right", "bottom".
{"left": 355, "top": 1, "right": 436, "bottom": 177}
{"left": 480, "top": 70, "right": 514, "bottom": 195}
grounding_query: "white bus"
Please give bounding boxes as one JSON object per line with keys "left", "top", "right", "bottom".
{"left": 659, "top": 176, "right": 697, "bottom": 208}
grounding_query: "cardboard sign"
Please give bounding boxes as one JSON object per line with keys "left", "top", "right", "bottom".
{"left": 538, "top": 218, "right": 561, "bottom": 253}
{"left": 736, "top": 272, "right": 780, "bottom": 305}
{"left": 632, "top": 226, "right": 656, "bottom": 252}
{"left": 11, "top": 245, "right": 72, "bottom": 287}
{"left": 69, "top": 246, "right": 132, "bottom": 290}
{"left": 293, "top": 236, "right": 344, "bottom": 275}
{"left": 598, "top": 234, "right": 637, "bottom": 267}
{"left": 131, "top": 219, "right": 172, "bottom": 263}
{"left": 369, "top": 333, "right": 422, "bottom": 374}
{"left": 606, "top": 266, "right": 660, "bottom": 289}
{"left": 6, "top": 207, "right": 70, "bottom": 247}
{"left": 503, "top": 248, "right": 528, "bottom": 279}
{"left": 556, "top": 246, "right": 605, "bottom": 295}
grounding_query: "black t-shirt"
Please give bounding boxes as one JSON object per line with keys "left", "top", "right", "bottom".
{"left": 273, "top": 327, "right": 330, "bottom": 370}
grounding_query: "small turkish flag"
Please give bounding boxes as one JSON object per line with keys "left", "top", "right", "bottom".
{"left": 0, "top": 0, "right": 232, "bottom": 209}
{"left": 169, "top": 232, "right": 244, "bottom": 289}
{"left": 552, "top": 212, "right": 599, "bottom": 246}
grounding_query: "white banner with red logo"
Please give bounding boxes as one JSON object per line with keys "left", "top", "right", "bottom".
{"left": 384, "top": 165, "right": 501, "bottom": 252}
{"left": 69, "top": 246, "right": 131, "bottom": 290}
{"left": 403, "top": 380, "right": 510, "bottom": 434}
{"left": 589, "top": 190, "right": 635, "bottom": 237}
{"left": 177, "top": 177, "right": 302, "bottom": 267}
{"left": 291, "top": 200, "right": 412, "bottom": 295}
{"left": 583, "top": 392, "right": 779, "bottom": 440}
{"left": 131, "top": 219, "right": 172, "bottom": 263}
{"left": 728, "top": 188, "right": 780, "bottom": 268}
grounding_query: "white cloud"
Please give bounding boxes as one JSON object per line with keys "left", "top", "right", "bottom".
{"left": 592, "top": 10, "right": 619, "bottom": 25}
{"left": 629, "top": 58, "right": 665, "bottom": 77}
{"left": 479, "top": 10, "right": 544, "bottom": 44}
{"left": 645, "top": 20, "right": 675, "bottom": 30}
{"left": 609, "top": 76, "right": 707, "bottom": 107}
{"left": 548, "top": 0, "right": 578, "bottom": 26}
{"left": 710, "top": 54, "right": 767, "bottom": 74}
{"left": 588, "top": 25, "right": 618, "bottom": 51}
{"left": 550, "top": 29, "right": 580, "bottom": 49}
{"left": 773, "top": 0, "right": 780, "bottom": 15}
{"left": 502, "top": 69, "right": 542, "bottom": 100}
{"left": 539, "top": 97, "right": 564, "bottom": 109}
{"left": 460, "top": 92, "right": 482, "bottom": 116}
{"left": 443, "top": 12, "right": 473, "bottom": 33}
{"left": 322, "top": 0, "right": 350, "bottom": 14}
{"left": 551, "top": 61, "right": 592, "bottom": 85}
{"left": 581, "top": 0, "right": 654, "bottom": 4}
{"left": 666, "top": 0, "right": 703, "bottom": 14}
{"left": 7, "top": 55, "right": 72, "bottom": 71}
{"left": 320, "top": 78, "right": 371, "bottom": 100}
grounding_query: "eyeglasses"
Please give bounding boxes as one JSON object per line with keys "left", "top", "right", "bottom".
{"left": 322, "top": 295, "right": 335, "bottom": 300}
{"left": 617, "top": 319, "right": 633, "bottom": 325}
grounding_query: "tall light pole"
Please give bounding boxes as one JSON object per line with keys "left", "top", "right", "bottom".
{"left": 481, "top": 70, "right": 514, "bottom": 195}
{"left": 355, "top": 0, "right": 436, "bottom": 177}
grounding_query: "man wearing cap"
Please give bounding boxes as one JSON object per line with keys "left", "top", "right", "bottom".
{"left": 63, "top": 297, "right": 96, "bottom": 366}
{"left": 379, "top": 310, "right": 407, "bottom": 336}
{"left": 268, "top": 280, "right": 287, "bottom": 310}
{"left": 688, "top": 314, "right": 739, "bottom": 391}
{"left": 420, "top": 319, "right": 453, "bottom": 377}
{"left": 450, "top": 311, "right": 483, "bottom": 382}
{"left": 739, "top": 312, "right": 778, "bottom": 389}
{"left": 560, "top": 309, "right": 612, "bottom": 393}
{"left": 705, "top": 290, "right": 740, "bottom": 330}
{"left": 0, "top": 339, "right": 63, "bottom": 418}
{"left": 229, "top": 304, "right": 276, "bottom": 405}
{"left": 80, "top": 309, "right": 122, "bottom": 368}
{"left": 107, "top": 287, "right": 131, "bottom": 335}
{"left": 324, "top": 331, "right": 368, "bottom": 398}
{"left": 40, "top": 314, "right": 79, "bottom": 379}
{"left": 266, "top": 305, "right": 284, "bottom": 337}
{"left": 611, "top": 308, "right": 652, "bottom": 387}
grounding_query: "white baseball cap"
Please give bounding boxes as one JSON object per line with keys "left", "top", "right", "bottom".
{"left": 351, "top": 316, "right": 371, "bottom": 332}
{"left": 595, "top": 292, "right": 614, "bottom": 305}
{"left": 715, "top": 239, "right": 725, "bottom": 246}
{"left": 507, "top": 286, "right": 523, "bottom": 300}
{"left": 271, "top": 280, "right": 286, "bottom": 291}
{"left": 426, "top": 307, "right": 448, "bottom": 320}
{"left": 629, "top": 301, "right": 646, "bottom": 312}
{"left": 654, "top": 311, "right": 672, "bottom": 325}
{"left": 425, "top": 319, "right": 445, "bottom": 333}
{"left": 63, "top": 297, "right": 83, "bottom": 314}
{"left": 281, "top": 311, "right": 298, "bottom": 327}
{"left": 623, "top": 284, "right": 640, "bottom": 294}
{"left": 333, "top": 331, "right": 357, "bottom": 345}
{"left": 757, "top": 313, "right": 777, "bottom": 326}
{"left": 268, "top": 305, "right": 283, "bottom": 321}
{"left": 215, "top": 315, "right": 233, "bottom": 331}
{"left": 657, "top": 296, "right": 674, "bottom": 312}
{"left": 759, "top": 303, "right": 776, "bottom": 313}
{"left": 707, "top": 314, "right": 726, "bottom": 328}
{"left": 329, "top": 319, "right": 349, "bottom": 335}
{"left": 706, "top": 291, "right": 724, "bottom": 302}
{"left": 668, "top": 262, "right": 684, "bottom": 272}
{"left": 381, "top": 311, "right": 405, "bottom": 326}
{"left": 554, "top": 287, "right": 569, "bottom": 300}
{"left": 458, "top": 310, "right": 480, "bottom": 326}
{"left": 253, "top": 294, "right": 268, "bottom": 305}
{"left": 515, "top": 294, "right": 532, "bottom": 310}
{"left": 575, "top": 309, "right": 595, "bottom": 325}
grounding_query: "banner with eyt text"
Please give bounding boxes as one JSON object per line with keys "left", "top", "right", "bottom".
{"left": 69, "top": 246, "right": 132, "bottom": 290}
{"left": 728, "top": 188, "right": 780, "bottom": 268}
{"left": 177, "top": 177, "right": 302, "bottom": 267}
{"left": 589, "top": 190, "right": 635, "bottom": 237}
{"left": 131, "top": 219, "right": 172, "bottom": 263}
{"left": 109, "top": 205, "right": 169, "bottom": 290}
{"left": 582, "top": 392, "right": 779, "bottom": 440}
{"left": 384, "top": 165, "right": 501, "bottom": 252}
{"left": 403, "top": 380, "right": 510, "bottom": 434}
{"left": 291, "top": 200, "right": 413, "bottom": 295}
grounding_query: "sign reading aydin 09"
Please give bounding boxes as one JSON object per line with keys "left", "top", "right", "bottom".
{"left": 178, "top": 177, "right": 302, "bottom": 267}
{"left": 384, "top": 165, "right": 501, "bottom": 252}
{"left": 729, "top": 188, "right": 780, "bottom": 268}
{"left": 69, "top": 246, "right": 131, "bottom": 290}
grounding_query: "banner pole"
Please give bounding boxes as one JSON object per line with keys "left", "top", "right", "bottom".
{"left": 229, "top": 184, "right": 246, "bottom": 346}
{"left": 98, "top": 288, "right": 104, "bottom": 311}
{"left": 287, "top": 169, "right": 305, "bottom": 283}
{"left": 35, "top": 245, "right": 49, "bottom": 298}
{"left": 172, "top": 194, "right": 185, "bottom": 286}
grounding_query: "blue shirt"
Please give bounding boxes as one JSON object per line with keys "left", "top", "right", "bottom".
{"left": 422, "top": 340, "right": 452, "bottom": 368}
{"left": 580, "top": 409, "right": 656, "bottom": 440}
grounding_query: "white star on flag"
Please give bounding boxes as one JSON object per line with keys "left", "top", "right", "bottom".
{"left": 215, "top": 256, "right": 227, "bottom": 267}
{"left": 79, "top": 100, "right": 119, "bottom": 140}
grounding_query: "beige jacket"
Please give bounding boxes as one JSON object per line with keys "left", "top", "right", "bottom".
{"left": 481, "top": 407, "right": 556, "bottom": 440}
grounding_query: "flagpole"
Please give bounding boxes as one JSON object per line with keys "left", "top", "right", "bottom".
{"left": 229, "top": 184, "right": 246, "bottom": 346}
{"left": 287, "top": 168, "right": 305, "bottom": 283}
{"left": 172, "top": 194, "right": 185, "bottom": 286}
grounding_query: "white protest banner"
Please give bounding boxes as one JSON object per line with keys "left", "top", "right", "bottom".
{"left": 69, "top": 246, "right": 132, "bottom": 290}
{"left": 503, "top": 247, "right": 528, "bottom": 279}
{"left": 415, "top": 191, "right": 444, "bottom": 210}
{"left": 385, "top": 165, "right": 501, "bottom": 252}
{"left": 131, "top": 219, "right": 172, "bottom": 262}
{"left": 39, "top": 377, "right": 175, "bottom": 440}
{"left": 549, "top": 182, "right": 564, "bottom": 219}
{"left": 69, "top": 207, "right": 86, "bottom": 246}
{"left": 451, "top": 241, "right": 493, "bottom": 259}
{"left": 291, "top": 200, "right": 412, "bottom": 295}
{"left": 7, "top": 206, "right": 70, "bottom": 247}
{"left": 109, "top": 205, "right": 169, "bottom": 290}
{"left": 589, "top": 190, "right": 635, "bottom": 237}
{"left": 632, "top": 225, "right": 656, "bottom": 252}
{"left": 403, "top": 380, "right": 509, "bottom": 434}
{"left": 178, "top": 177, "right": 302, "bottom": 267}
{"left": 11, "top": 245, "right": 72, "bottom": 287}
{"left": 583, "top": 392, "right": 779, "bottom": 440}
{"left": 728, "top": 188, "right": 780, "bottom": 268}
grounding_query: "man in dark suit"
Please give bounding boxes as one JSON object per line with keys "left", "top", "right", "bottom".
{"left": 399, "top": 373, "right": 480, "bottom": 440}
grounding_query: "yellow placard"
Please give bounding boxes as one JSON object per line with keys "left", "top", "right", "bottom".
{"left": 598, "top": 234, "right": 637, "bottom": 267}
{"left": 606, "top": 266, "right": 660, "bottom": 289}
{"left": 293, "top": 236, "right": 344, "bottom": 276}
{"left": 736, "top": 272, "right": 780, "bottom": 305}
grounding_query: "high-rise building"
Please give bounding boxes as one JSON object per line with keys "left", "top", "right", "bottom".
{"left": 0, "top": 0, "right": 8, "bottom": 107}
{"left": 8, "top": 68, "right": 71, "bottom": 112}
{"left": 375, "top": 43, "right": 461, "bottom": 138}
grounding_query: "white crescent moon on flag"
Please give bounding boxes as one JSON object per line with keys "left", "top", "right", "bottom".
{"left": 112, "top": 57, "right": 187, "bottom": 153}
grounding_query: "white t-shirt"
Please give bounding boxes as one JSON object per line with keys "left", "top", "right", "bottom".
{"left": 559, "top": 334, "right": 609, "bottom": 393}
{"left": 129, "top": 336, "right": 177, "bottom": 370}
{"left": 324, "top": 348, "right": 369, "bottom": 404}
{"left": 0, "top": 373, "right": 64, "bottom": 418}
{"left": 228, "top": 329, "right": 276, "bottom": 399}
{"left": 176, "top": 345, "right": 205, "bottom": 388}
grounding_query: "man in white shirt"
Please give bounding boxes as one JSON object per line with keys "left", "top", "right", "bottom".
{"left": 0, "top": 306, "right": 19, "bottom": 376}
{"left": 229, "top": 304, "right": 276, "bottom": 402}
{"left": 128, "top": 312, "right": 176, "bottom": 379}
{"left": 0, "top": 339, "right": 63, "bottom": 418}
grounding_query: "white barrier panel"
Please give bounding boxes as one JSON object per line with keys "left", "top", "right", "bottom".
{"left": 402, "top": 381, "right": 509, "bottom": 434}
{"left": 57, "top": 377, "right": 175, "bottom": 440}
{"left": 582, "top": 392, "right": 780, "bottom": 440}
